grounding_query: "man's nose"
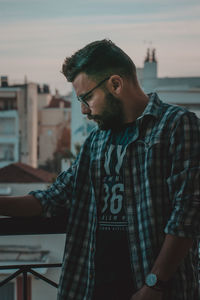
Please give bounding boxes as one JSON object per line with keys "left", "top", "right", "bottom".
{"left": 81, "top": 103, "right": 91, "bottom": 114}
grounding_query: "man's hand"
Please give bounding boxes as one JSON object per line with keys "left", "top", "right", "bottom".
{"left": 130, "top": 285, "right": 163, "bottom": 300}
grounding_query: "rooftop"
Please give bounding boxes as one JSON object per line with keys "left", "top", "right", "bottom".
{"left": 46, "top": 96, "right": 71, "bottom": 109}
{"left": 0, "top": 163, "right": 55, "bottom": 183}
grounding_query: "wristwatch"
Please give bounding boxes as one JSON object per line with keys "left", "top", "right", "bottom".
{"left": 145, "top": 273, "right": 167, "bottom": 291}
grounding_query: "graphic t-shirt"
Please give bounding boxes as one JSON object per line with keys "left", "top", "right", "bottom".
{"left": 95, "top": 123, "right": 136, "bottom": 287}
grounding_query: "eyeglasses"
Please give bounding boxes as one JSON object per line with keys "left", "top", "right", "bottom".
{"left": 77, "top": 76, "right": 110, "bottom": 108}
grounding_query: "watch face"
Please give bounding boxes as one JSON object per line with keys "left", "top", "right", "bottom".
{"left": 145, "top": 273, "right": 157, "bottom": 287}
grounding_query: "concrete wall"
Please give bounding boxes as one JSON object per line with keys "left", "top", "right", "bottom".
{"left": 0, "top": 183, "right": 51, "bottom": 196}
{"left": 37, "top": 93, "right": 51, "bottom": 110}
{"left": 27, "top": 84, "right": 38, "bottom": 168}
{"left": 17, "top": 84, "right": 38, "bottom": 168}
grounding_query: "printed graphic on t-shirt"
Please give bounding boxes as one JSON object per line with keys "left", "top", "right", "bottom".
{"left": 99, "top": 144, "right": 128, "bottom": 231}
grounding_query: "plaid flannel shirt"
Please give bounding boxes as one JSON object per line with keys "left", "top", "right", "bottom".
{"left": 30, "top": 93, "right": 200, "bottom": 300}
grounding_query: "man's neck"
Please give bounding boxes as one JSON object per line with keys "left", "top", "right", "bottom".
{"left": 124, "top": 92, "right": 149, "bottom": 123}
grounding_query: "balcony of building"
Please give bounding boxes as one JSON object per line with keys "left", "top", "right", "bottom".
{"left": 0, "top": 163, "right": 63, "bottom": 300}
{"left": 0, "top": 216, "right": 67, "bottom": 300}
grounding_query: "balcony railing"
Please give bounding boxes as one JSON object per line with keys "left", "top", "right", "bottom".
{"left": 0, "top": 216, "right": 67, "bottom": 300}
{"left": 1, "top": 217, "right": 200, "bottom": 300}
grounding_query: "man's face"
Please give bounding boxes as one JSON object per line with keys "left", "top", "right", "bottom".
{"left": 73, "top": 72, "right": 125, "bottom": 131}
{"left": 88, "top": 91, "right": 125, "bottom": 131}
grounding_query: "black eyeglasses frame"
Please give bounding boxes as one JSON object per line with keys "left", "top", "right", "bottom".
{"left": 77, "top": 76, "right": 110, "bottom": 108}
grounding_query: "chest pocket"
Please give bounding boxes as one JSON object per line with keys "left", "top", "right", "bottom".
{"left": 132, "top": 131, "right": 169, "bottom": 165}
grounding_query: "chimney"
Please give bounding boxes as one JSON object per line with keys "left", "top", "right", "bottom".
{"left": 43, "top": 84, "right": 50, "bottom": 94}
{"left": 152, "top": 49, "right": 157, "bottom": 62}
{"left": 144, "top": 48, "right": 150, "bottom": 62}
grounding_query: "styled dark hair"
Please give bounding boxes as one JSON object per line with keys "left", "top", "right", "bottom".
{"left": 62, "top": 39, "right": 137, "bottom": 83}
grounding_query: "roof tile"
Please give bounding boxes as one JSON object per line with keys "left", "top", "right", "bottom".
{"left": 0, "top": 163, "right": 56, "bottom": 183}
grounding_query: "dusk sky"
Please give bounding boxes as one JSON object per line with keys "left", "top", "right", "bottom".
{"left": 0, "top": 0, "right": 200, "bottom": 94}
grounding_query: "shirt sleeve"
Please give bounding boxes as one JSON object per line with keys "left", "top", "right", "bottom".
{"left": 164, "top": 111, "right": 200, "bottom": 238}
{"left": 29, "top": 165, "right": 75, "bottom": 217}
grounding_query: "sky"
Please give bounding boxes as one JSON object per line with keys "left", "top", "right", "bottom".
{"left": 0, "top": 0, "right": 200, "bottom": 95}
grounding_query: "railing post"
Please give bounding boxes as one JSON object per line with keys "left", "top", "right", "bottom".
{"left": 23, "top": 269, "right": 28, "bottom": 300}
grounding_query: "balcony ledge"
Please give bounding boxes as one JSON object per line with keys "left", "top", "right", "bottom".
{"left": 0, "top": 216, "right": 67, "bottom": 236}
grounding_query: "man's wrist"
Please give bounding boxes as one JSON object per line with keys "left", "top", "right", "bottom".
{"left": 145, "top": 273, "right": 167, "bottom": 292}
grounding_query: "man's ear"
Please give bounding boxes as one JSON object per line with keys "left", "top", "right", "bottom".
{"left": 108, "top": 75, "right": 123, "bottom": 95}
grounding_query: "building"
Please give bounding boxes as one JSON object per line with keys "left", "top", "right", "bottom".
{"left": 0, "top": 77, "right": 72, "bottom": 171}
{"left": 0, "top": 162, "right": 66, "bottom": 300}
{"left": 139, "top": 49, "right": 200, "bottom": 118}
{"left": 0, "top": 162, "right": 55, "bottom": 192}
{"left": 70, "top": 49, "right": 200, "bottom": 154}
{"left": 38, "top": 92, "right": 71, "bottom": 168}
{"left": 0, "top": 77, "right": 44, "bottom": 168}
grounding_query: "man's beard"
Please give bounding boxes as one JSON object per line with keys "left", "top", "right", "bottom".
{"left": 88, "top": 92, "right": 125, "bottom": 131}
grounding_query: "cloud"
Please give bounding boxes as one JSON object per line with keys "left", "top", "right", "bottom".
{"left": 1, "top": 0, "right": 200, "bottom": 23}
{"left": 0, "top": 4, "right": 200, "bottom": 94}
{"left": 1, "top": 12, "right": 199, "bottom": 46}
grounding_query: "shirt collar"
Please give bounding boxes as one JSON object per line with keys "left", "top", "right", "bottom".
{"left": 137, "top": 92, "right": 163, "bottom": 121}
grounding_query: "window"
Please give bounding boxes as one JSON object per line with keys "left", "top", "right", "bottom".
{"left": 0, "top": 118, "right": 15, "bottom": 135}
{"left": 0, "top": 144, "right": 14, "bottom": 161}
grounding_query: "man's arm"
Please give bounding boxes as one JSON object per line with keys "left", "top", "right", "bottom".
{"left": 131, "top": 112, "right": 199, "bottom": 299}
{"left": 0, "top": 195, "right": 43, "bottom": 217}
{"left": 131, "top": 234, "right": 193, "bottom": 300}
{"left": 150, "top": 233, "right": 193, "bottom": 281}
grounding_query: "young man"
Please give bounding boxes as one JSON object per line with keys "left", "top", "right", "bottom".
{"left": 0, "top": 39, "right": 200, "bottom": 300}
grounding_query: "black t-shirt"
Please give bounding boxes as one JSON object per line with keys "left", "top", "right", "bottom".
{"left": 95, "top": 123, "right": 136, "bottom": 287}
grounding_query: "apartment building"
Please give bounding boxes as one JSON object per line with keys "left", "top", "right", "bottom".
{"left": 38, "top": 93, "right": 71, "bottom": 167}
{"left": 0, "top": 77, "right": 71, "bottom": 170}
{"left": 0, "top": 77, "right": 38, "bottom": 168}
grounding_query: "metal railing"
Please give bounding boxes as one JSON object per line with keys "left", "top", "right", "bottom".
{"left": 0, "top": 216, "right": 67, "bottom": 300}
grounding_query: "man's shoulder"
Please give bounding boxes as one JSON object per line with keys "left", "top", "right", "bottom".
{"left": 157, "top": 96, "right": 198, "bottom": 124}
{"left": 144, "top": 93, "right": 190, "bottom": 122}
{"left": 148, "top": 94, "right": 199, "bottom": 136}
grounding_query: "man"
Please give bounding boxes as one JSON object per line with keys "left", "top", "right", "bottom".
{"left": 0, "top": 39, "right": 200, "bottom": 300}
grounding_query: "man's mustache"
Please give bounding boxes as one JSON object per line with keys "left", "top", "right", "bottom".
{"left": 87, "top": 114, "right": 101, "bottom": 121}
